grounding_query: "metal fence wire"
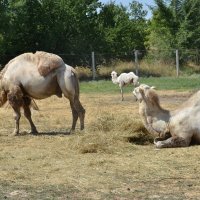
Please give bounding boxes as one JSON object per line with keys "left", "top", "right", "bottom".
{"left": 1, "top": 49, "right": 200, "bottom": 80}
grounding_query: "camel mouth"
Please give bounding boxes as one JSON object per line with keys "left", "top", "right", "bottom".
{"left": 134, "top": 81, "right": 140, "bottom": 87}
{"left": 132, "top": 95, "right": 138, "bottom": 102}
{"left": 132, "top": 90, "right": 138, "bottom": 100}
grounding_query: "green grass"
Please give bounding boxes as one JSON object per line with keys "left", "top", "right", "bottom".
{"left": 80, "top": 80, "right": 119, "bottom": 93}
{"left": 141, "top": 77, "right": 200, "bottom": 91}
{"left": 80, "top": 77, "right": 200, "bottom": 93}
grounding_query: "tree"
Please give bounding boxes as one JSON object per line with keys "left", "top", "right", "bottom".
{"left": 97, "top": 1, "right": 148, "bottom": 55}
{"left": 147, "top": 0, "right": 200, "bottom": 50}
{"left": 0, "top": 0, "right": 148, "bottom": 65}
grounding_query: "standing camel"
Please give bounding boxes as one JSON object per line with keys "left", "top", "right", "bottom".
{"left": 111, "top": 71, "right": 139, "bottom": 101}
{"left": 133, "top": 84, "right": 200, "bottom": 148}
{"left": 0, "top": 51, "right": 85, "bottom": 136}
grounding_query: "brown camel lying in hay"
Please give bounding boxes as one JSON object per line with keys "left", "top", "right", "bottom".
{"left": 0, "top": 51, "right": 85, "bottom": 136}
{"left": 133, "top": 84, "right": 200, "bottom": 148}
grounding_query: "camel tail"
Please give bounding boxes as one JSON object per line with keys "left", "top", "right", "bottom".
{"left": 0, "top": 91, "right": 7, "bottom": 107}
{"left": 0, "top": 64, "right": 12, "bottom": 107}
{"left": 0, "top": 79, "right": 7, "bottom": 107}
{"left": 30, "top": 99, "right": 39, "bottom": 111}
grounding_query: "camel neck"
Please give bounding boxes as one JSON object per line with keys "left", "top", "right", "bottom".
{"left": 112, "top": 77, "right": 118, "bottom": 84}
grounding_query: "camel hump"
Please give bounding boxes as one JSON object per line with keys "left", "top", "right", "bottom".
{"left": 35, "top": 51, "right": 64, "bottom": 76}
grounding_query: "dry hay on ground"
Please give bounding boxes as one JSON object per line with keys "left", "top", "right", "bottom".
{"left": 0, "top": 91, "right": 200, "bottom": 199}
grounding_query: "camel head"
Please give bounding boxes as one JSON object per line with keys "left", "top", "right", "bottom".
{"left": 133, "top": 84, "right": 157, "bottom": 103}
{"left": 111, "top": 71, "right": 118, "bottom": 79}
{"left": 133, "top": 76, "right": 140, "bottom": 87}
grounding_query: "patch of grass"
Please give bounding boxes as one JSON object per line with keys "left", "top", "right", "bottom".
{"left": 80, "top": 80, "right": 119, "bottom": 94}
{"left": 141, "top": 76, "right": 200, "bottom": 91}
{"left": 80, "top": 77, "right": 200, "bottom": 94}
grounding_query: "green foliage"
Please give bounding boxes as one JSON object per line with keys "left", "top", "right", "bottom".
{"left": 148, "top": 0, "right": 200, "bottom": 52}
{"left": 140, "top": 76, "right": 200, "bottom": 90}
{"left": 1, "top": 0, "right": 200, "bottom": 69}
{"left": 0, "top": 0, "right": 148, "bottom": 65}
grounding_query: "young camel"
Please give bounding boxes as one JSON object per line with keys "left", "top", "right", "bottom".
{"left": 0, "top": 51, "right": 85, "bottom": 136}
{"left": 111, "top": 71, "right": 139, "bottom": 101}
{"left": 133, "top": 84, "right": 200, "bottom": 148}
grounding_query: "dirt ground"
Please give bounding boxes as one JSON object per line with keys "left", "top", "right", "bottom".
{"left": 0, "top": 90, "right": 200, "bottom": 199}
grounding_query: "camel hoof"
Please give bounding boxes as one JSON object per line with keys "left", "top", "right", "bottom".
{"left": 30, "top": 129, "right": 38, "bottom": 135}
{"left": 11, "top": 131, "right": 18, "bottom": 136}
{"left": 70, "top": 129, "right": 75, "bottom": 134}
{"left": 155, "top": 141, "right": 163, "bottom": 148}
{"left": 154, "top": 137, "right": 163, "bottom": 144}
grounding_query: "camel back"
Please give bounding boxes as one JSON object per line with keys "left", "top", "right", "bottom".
{"left": 1, "top": 51, "right": 65, "bottom": 78}
{"left": 35, "top": 51, "right": 64, "bottom": 76}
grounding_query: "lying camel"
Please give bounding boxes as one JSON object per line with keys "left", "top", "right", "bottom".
{"left": 0, "top": 51, "right": 85, "bottom": 136}
{"left": 133, "top": 84, "right": 200, "bottom": 148}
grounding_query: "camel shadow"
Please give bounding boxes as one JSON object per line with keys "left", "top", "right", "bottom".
{"left": 126, "top": 135, "right": 153, "bottom": 145}
{"left": 18, "top": 130, "right": 71, "bottom": 136}
{"left": 36, "top": 131, "right": 71, "bottom": 136}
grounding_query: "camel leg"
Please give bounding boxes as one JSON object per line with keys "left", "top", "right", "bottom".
{"left": 7, "top": 86, "right": 23, "bottom": 136}
{"left": 120, "top": 87, "right": 124, "bottom": 101}
{"left": 11, "top": 106, "right": 21, "bottom": 136}
{"left": 155, "top": 136, "right": 191, "bottom": 148}
{"left": 22, "top": 97, "right": 38, "bottom": 135}
{"left": 56, "top": 69, "right": 85, "bottom": 131}
{"left": 70, "top": 100, "right": 79, "bottom": 131}
{"left": 75, "top": 99, "right": 85, "bottom": 130}
{"left": 70, "top": 98, "right": 85, "bottom": 131}
{"left": 154, "top": 131, "right": 171, "bottom": 143}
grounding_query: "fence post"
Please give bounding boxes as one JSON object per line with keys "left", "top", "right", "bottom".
{"left": 91, "top": 51, "right": 96, "bottom": 80}
{"left": 176, "top": 49, "right": 179, "bottom": 77}
{"left": 134, "top": 50, "right": 139, "bottom": 76}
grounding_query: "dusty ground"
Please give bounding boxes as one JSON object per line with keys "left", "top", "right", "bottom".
{"left": 0, "top": 90, "right": 200, "bottom": 199}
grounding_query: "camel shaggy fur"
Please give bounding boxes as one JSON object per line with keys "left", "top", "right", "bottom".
{"left": 133, "top": 84, "right": 200, "bottom": 148}
{"left": 0, "top": 51, "right": 85, "bottom": 136}
{"left": 111, "top": 71, "right": 139, "bottom": 101}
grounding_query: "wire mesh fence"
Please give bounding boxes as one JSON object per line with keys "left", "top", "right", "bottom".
{"left": 1, "top": 49, "right": 200, "bottom": 80}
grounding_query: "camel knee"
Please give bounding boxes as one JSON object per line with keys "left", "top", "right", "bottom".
{"left": 79, "top": 107, "right": 85, "bottom": 117}
{"left": 159, "top": 130, "right": 171, "bottom": 140}
{"left": 74, "top": 99, "right": 85, "bottom": 117}
{"left": 74, "top": 99, "right": 84, "bottom": 112}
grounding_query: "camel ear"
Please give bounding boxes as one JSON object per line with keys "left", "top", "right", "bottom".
{"left": 139, "top": 87, "right": 145, "bottom": 99}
